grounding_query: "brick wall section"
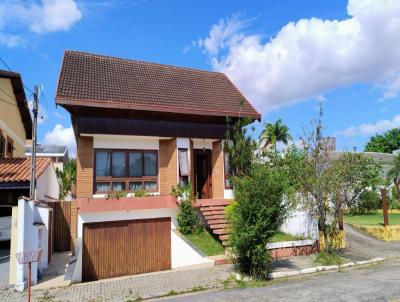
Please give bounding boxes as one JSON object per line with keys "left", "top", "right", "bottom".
{"left": 211, "top": 140, "right": 224, "bottom": 198}
{"left": 159, "top": 138, "right": 178, "bottom": 195}
{"left": 76, "top": 136, "right": 94, "bottom": 198}
{"left": 70, "top": 200, "right": 78, "bottom": 250}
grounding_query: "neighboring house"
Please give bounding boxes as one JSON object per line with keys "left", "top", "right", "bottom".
{"left": 55, "top": 50, "right": 261, "bottom": 282}
{"left": 0, "top": 70, "right": 32, "bottom": 220}
{"left": 0, "top": 70, "right": 32, "bottom": 159}
{"left": 329, "top": 150, "right": 398, "bottom": 177}
{"left": 25, "top": 144, "right": 69, "bottom": 171}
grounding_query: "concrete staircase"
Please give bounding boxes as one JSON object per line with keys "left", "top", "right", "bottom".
{"left": 197, "top": 199, "right": 231, "bottom": 246}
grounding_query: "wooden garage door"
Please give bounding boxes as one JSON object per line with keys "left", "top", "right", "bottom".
{"left": 82, "top": 218, "right": 171, "bottom": 282}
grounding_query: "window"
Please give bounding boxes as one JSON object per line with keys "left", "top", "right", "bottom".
{"left": 224, "top": 152, "right": 232, "bottom": 189}
{"left": 0, "top": 130, "right": 5, "bottom": 158}
{"left": 6, "top": 137, "right": 13, "bottom": 157}
{"left": 178, "top": 149, "right": 189, "bottom": 186}
{"left": 95, "top": 149, "right": 158, "bottom": 193}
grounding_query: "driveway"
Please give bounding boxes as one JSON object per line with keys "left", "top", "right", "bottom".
{"left": 0, "top": 243, "right": 10, "bottom": 288}
{"left": 341, "top": 224, "right": 400, "bottom": 261}
{"left": 159, "top": 259, "right": 400, "bottom": 302}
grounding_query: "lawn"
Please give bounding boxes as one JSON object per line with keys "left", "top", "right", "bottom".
{"left": 344, "top": 211, "right": 400, "bottom": 226}
{"left": 270, "top": 231, "right": 307, "bottom": 243}
{"left": 184, "top": 229, "right": 225, "bottom": 256}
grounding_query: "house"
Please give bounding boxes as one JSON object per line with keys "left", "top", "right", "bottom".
{"left": 55, "top": 50, "right": 260, "bottom": 282}
{"left": 0, "top": 69, "right": 33, "bottom": 220}
{"left": 25, "top": 144, "right": 69, "bottom": 171}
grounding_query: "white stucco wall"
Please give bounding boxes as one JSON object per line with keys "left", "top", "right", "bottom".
{"left": 280, "top": 209, "right": 318, "bottom": 240}
{"left": 73, "top": 208, "right": 211, "bottom": 282}
{"left": 93, "top": 134, "right": 160, "bottom": 150}
{"left": 36, "top": 164, "right": 59, "bottom": 201}
{"left": 14, "top": 199, "right": 51, "bottom": 290}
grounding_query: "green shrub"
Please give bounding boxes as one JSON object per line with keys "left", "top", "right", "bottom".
{"left": 350, "top": 190, "right": 380, "bottom": 214}
{"left": 106, "top": 191, "right": 127, "bottom": 200}
{"left": 229, "top": 164, "right": 290, "bottom": 279}
{"left": 133, "top": 190, "right": 150, "bottom": 197}
{"left": 171, "top": 183, "right": 200, "bottom": 234}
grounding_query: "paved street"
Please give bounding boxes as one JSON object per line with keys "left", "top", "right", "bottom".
{"left": 341, "top": 224, "right": 400, "bottom": 261}
{"left": 159, "top": 259, "right": 400, "bottom": 302}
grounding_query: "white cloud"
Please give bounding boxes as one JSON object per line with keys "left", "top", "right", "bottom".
{"left": 0, "top": 0, "right": 82, "bottom": 47}
{"left": 341, "top": 114, "right": 400, "bottom": 137}
{"left": 43, "top": 124, "right": 76, "bottom": 157}
{"left": 197, "top": 0, "right": 400, "bottom": 113}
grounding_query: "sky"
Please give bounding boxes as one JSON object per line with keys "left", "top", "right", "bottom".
{"left": 0, "top": 0, "right": 399, "bottom": 157}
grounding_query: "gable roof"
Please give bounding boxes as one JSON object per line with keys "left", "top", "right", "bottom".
{"left": 0, "top": 157, "right": 51, "bottom": 186}
{"left": 0, "top": 70, "right": 32, "bottom": 139}
{"left": 56, "top": 51, "right": 261, "bottom": 120}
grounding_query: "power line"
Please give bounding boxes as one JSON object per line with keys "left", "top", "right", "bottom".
{"left": 0, "top": 55, "right": 35, "bottom": 95}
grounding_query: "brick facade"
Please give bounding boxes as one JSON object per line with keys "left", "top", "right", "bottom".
{"left": 76, "top": 136, "right": 94, "bottom": 198}
{"left": 159, "top": 138, "right": 178, "bottom": 195}
{"left": 211, "top": 140, "right": 224, "bottom": 198}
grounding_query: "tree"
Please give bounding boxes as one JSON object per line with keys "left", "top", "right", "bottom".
{"left": 388, "top": 154, "right": 400, "bottom": 203}
{"left": 364, "top": 128, "right": 400, "bottom": 153}
{"left": 327, "top": 152, "right": 382, "bottom": 222}
{"left": 224, "top": 117, "right": 257, "bottom": 178}
{"left": 259, "top": 119, "right": 292, "bottom": 153}
{"left": 228, "top": 164, "right": 290, "bottom": 279}
{"left": 56, "top": 159, "right": 76, "bottom": 200}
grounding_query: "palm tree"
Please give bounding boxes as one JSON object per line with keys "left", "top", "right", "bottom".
{"left": 259, "top": 119, "right": 292, "bottom": 153}
{"left": 388, "top": 154, "right": 400, "bottom": 203}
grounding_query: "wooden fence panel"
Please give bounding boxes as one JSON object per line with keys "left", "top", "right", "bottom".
{"left": 48, "top": 201, "right": 76, "bottom": 252}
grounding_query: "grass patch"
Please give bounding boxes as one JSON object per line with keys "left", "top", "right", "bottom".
{"left": 344, "top": 211, "right": 400, "bottom": 226}
{"left": 184, "top": 228, "right": 225, "bottom": 256}
{"left": 270, "top": 231, "right": 307, "bottom": 243}
{"left": 314, "top": 251, "right": 345, "bottom": 266}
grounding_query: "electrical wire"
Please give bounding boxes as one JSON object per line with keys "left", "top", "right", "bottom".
{"left": 0, "top": 55, "right": 35, "bottom": 95}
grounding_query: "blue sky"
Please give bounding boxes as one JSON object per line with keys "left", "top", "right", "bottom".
{"left": 0, "top": 0, "right": 399, "bottom": 156}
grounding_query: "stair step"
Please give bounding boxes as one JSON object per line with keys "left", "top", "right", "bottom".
{"left": 209, "top": 223, "right": 229, "bottom": 230}
{"left": 203, "top": 210, "right": 226, "bottom": 217}
{"left": 201, "top": 206, "right": 226, "bottom": 212}
{"left": 207, "top": 219, "right": 226, "bottom": 225}
{"left": 204, "top": 214, "right": 225, "bottom": 220}
{"left": 213, "top": 228, "right": 231, "bottom": 235}
{"left": 197, "top": 199, "right": 231, "bottom": 207}
{"left": 219, "top": 234, "right": 229, "bottom": 241}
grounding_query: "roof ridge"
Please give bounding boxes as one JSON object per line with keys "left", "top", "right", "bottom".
{"left": 64, "top": 50, "right": 226, "bottom": 76}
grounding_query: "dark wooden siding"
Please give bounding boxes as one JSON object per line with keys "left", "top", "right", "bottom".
{"left": 82, "top": 218, "right": 171, "bottom": 282}
{"left": 48, "top": 201, "right": 76, "bottom": 252}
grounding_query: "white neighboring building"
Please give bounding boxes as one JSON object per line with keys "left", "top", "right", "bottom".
{"left": 26, "top": 144, "right": 69, "bottom": 172}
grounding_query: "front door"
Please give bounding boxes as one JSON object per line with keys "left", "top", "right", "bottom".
{"left": 194, "top": 150, "right": 211, "bottom": 199}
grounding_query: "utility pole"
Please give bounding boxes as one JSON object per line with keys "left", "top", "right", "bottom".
{"left": 29, "top": 85, "right": 38, "bottom": 200}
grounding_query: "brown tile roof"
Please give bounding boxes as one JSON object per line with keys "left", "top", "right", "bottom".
{"left": 56, "top": 51, "right": 261, "bottom": 119}
{"left": 0, "top": 157, "right": 52, "bottom": 183}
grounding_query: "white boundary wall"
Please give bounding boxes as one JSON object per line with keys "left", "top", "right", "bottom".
{"left": 14, "top": 199, "right": 51, "bottom": 291}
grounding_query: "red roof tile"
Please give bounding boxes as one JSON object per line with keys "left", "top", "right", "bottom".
{"left": 0, "top": 157, "right": 52, "bottom": 183}
{"left": 56, "top": 51, "right": 261, "bottom": 119}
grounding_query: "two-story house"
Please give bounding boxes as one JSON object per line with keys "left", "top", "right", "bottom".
{"left": 56, "top": 51, "right": 261, "bottom": 282}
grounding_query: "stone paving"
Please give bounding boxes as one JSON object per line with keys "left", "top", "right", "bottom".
{"left": 0, "top": 265, "right": 236, "bottom": 302}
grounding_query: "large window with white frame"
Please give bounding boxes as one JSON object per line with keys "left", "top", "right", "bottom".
{"left": 94, "top": 149, "right": 158, "bottom": 194}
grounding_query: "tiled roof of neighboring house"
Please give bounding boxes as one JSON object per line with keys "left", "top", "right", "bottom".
{"left": 26, "top": 144, "right": 68, "bottom": 157}
{"left": 56, "top": 50, "right": 261, "bottom": 119}
{"left": 0, "top": 70, "right": 33, "bottom": 139}
{"left": 0, "top": 157, "right": 51, "bottom": 184}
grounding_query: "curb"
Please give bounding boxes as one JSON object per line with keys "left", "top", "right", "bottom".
{"left": 269, "top": 257, "right": 384, "bottom": 279}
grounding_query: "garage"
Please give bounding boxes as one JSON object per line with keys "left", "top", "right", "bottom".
{"left": 82, "top": 217, "right": 171, "bottom": 282}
